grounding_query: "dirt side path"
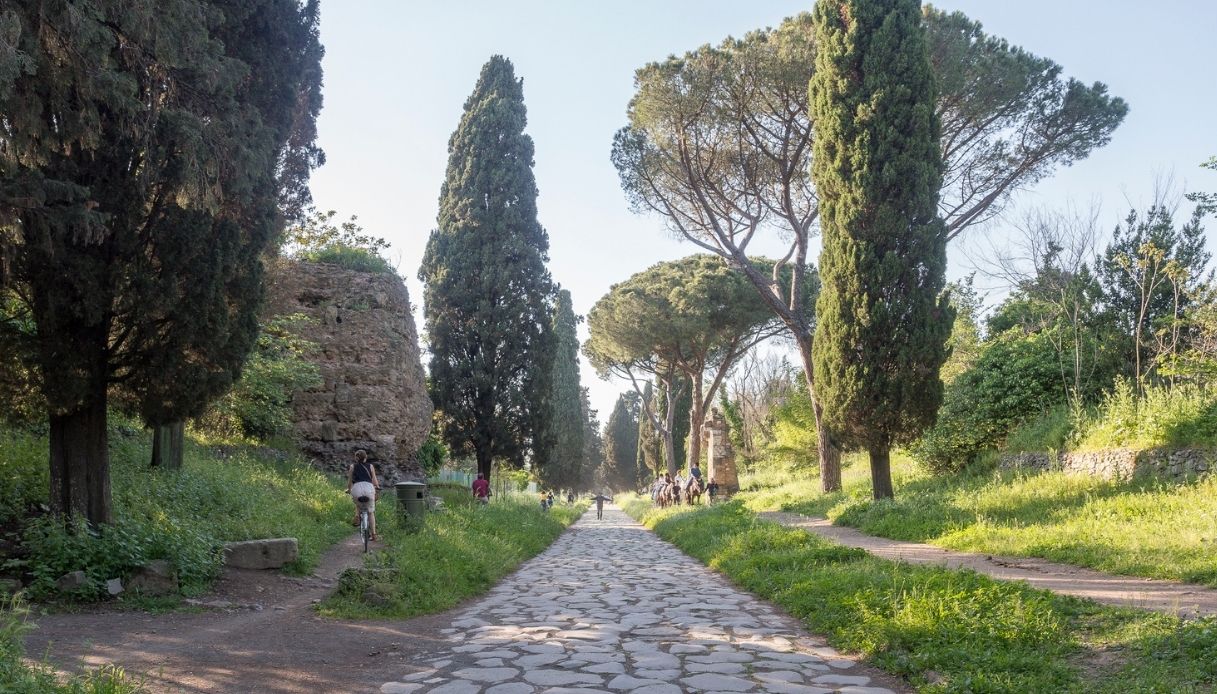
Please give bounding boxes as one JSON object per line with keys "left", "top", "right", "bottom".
{"left": 760, "top": 511, "right": 1217, "bottom": 619}
{"left": 24, "top": 534, "right": 453, "bottom": 693}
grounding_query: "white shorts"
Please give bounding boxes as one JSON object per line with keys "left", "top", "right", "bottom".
{"left": 351, "top": 481, "right": 376, "bottom": 511}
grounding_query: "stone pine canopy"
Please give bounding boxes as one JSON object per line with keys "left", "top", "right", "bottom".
{"left": 262, "top": 259, "right": 433, "bottom": 483}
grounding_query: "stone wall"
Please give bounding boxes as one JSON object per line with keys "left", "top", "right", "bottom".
{"left": 1000, "top": 447, "right": 1212, "bottom": 482}
{"left": 263, "top": 259, "right": 433, "bottom": 483}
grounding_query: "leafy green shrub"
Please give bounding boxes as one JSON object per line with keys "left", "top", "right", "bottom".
{"left": 416, "top": 431, "right": 448, "bottom": 478}
{"left": 286, "top": 209, "right": 395, "bottom": 274}
{"left": 195, "top": 315, "right": 321, "bottom": 441}
{"left": 912, "top": 331, "right": 1065, "bottom": 473}
{"left": 0, "top": 429, "right": 48, "bottom": 524}
{"left": 2, "top": 418, "right": 351, "bottom": 602}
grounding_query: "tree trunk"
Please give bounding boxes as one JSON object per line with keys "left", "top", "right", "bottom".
{"left": 49, "top": 394, "right": 111, "bottom": 525}
{"left": 150, "top": 421, "right": 185, "bottom": 469}
{"left": 868, "top": 444, "right": 894, "bottom": 500}
{"left": 686, "top": 378, "right": 704, "bottom": 473}
{"left": 475, "top": 447, "right": 492, "bottom": 485}
{"left": 662, "top": 390, "right": 678, "bottom": 477}
{"left": 796, "top": 337, "right": 841, "bottom": 492}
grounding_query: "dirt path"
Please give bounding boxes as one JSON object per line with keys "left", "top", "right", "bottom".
{"left": 24, "top": 534, "right": 454, "bottom": 693}
{"left": 760, "top": 511, "right": 1217, "bottom": 619}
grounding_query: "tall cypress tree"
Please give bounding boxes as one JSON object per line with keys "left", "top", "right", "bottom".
{"left": 810, "top": 0, "right": 953, "bottom": 499}
{"left": 604, "top": 391, "right": 641, "bottom": 491}
{"left": 420, "top": 56, "right": 556, "bottom": 483}
{"left": 538, "top": 289, "right": 583, "bottom": 490}
{"left": 0, "top": 1, "right": 323, "bottom": 523}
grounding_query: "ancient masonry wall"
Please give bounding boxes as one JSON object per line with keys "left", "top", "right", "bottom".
{"left": 263, "top": 259, "right": 433, "bottom": 484}
{"left": 1000, "top": 447, "right": 1212, "bottom": 482}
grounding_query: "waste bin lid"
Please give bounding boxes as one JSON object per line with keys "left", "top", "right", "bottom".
{"left": 395, "top": 481, "right": 427, "bottom": 489}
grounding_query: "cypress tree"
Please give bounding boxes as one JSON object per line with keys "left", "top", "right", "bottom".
{"left": 810, "top": 0, "right": 953, "bottom": 499}
{"left": 420, "top": 56, "right": 556, "bottom": 483}
{"left": 0, "top": 1, "right": 323, "bottom": 522}
{"left": 538, "top": 289, "right": 583, "bottom": 490}
{"left": 579, "top": 387, "right": 603, "bottom": 492}
{"left": 604, "top": 391, "right": 641, "bottom": 491}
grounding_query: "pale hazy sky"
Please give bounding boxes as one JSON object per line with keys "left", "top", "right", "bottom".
{"left": 307, "top": 0, "right": 1217, "bottom": 421}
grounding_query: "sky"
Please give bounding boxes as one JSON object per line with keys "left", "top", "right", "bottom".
{"left": 307, "top": 0, "right": 1217, "bottom": 422}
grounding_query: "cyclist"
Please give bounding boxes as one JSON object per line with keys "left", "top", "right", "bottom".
{"left": 346, "top": 449, "right": 380, "bottom": 541}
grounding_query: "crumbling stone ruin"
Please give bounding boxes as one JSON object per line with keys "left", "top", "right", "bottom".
{"left": 263, "top": 259, "right": 433, "bottom": 484}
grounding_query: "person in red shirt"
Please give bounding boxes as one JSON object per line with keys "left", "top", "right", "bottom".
{"left": 471, "top": 473, "right": 490, "bottom": 505}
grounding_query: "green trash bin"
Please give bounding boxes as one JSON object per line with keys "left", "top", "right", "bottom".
{"left": 395, "top": 481, "right": 428, "bottom": 525}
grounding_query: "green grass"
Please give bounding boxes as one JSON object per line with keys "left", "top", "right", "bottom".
{"left": 319, "top": 494, "right": 585, "bottom": 619}
{"left": 622, "top": 496, "right": 1217, "bottom": 693}
{"left": 737, "top": 451, "right": 1217, "bottom": 586}
{"left": 1074, "top": 381, "right": 1217, "bottom": 451}
{"left": 1, "top": 420, "right": 353, "bottom": 601}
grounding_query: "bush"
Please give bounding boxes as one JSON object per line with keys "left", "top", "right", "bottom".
{"left": 195, "top": 315, "right": 321, "bottom": 441}
{"left": 416, "top": 431, "right": 448, "bottom": 478}
{"left": 1, "top": 418, "right": 352, "bottom": 602}
{"left": 912, "top": 331, "right": 1066, "bottom": 473}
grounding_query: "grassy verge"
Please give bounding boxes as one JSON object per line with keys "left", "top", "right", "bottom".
{"left": 1, "top": 420, "right": 352, "bottom": 602}
{"left": 737, "top": 452, "right": 1217, "bottom": 586}
{"left": 622, "top": 496, "right": 1217, "bottom": 693}
{"left": 319, "top": 494, "right": 586, "bottom": 619}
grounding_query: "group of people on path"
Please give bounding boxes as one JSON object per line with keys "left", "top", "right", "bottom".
{"left": 650, "top": 461, "right": 718, "bottom": 506}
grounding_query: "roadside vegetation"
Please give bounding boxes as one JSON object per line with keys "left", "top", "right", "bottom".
{"left": 623, "top": 496, "right": 1217, "bottom": 694}
{"left": 320, "top": 490, "right": 585, "bottom": 619}
{"left": 0, "top": 420, "right": 352, "bottom": 603}
{"left": 736, "top": 451, "right": 1217, "bottom": 586}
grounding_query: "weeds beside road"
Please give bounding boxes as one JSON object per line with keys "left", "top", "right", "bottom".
{"left": 623, "top": 495, "right": 1217, "bottom": 694}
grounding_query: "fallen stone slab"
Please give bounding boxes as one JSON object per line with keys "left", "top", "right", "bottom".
{"left": 127, "top": 560, "right": 178, "bottom": 595}
{"left": 56, "top": 570, "right": 88, "bottom": 593}
{"left": 222, "top": 538, "right": 299, "bottom": 570}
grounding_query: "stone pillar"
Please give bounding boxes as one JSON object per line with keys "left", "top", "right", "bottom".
{"left": 703, "top": 408, "right": 739, "bottom": 493}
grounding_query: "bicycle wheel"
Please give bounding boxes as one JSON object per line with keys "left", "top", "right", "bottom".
{"left": 360, "top": 509, "right": 370, "bottom": 553}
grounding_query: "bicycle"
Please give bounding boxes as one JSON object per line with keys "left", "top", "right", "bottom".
{"left": 356, "top": 495, "right": 373, "bottom": 553}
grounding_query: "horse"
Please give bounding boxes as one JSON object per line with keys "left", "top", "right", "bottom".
{"left": 684, "top": 478, "right": 703, "bottom": 505}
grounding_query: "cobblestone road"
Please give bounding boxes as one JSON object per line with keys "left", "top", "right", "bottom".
{"left": 379, "top": 505, "right": 903, "bottom": 694}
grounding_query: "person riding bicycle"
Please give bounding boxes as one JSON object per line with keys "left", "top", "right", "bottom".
{"left": 346, "top": 449, "right": 380, "bottom": 542}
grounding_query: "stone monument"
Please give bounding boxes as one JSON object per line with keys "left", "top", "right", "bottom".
{"left": 702, "top": 407, "right": 740, "bottom": 493}
{"left": 262, "top": 259, "right": 433, "bottom": 484}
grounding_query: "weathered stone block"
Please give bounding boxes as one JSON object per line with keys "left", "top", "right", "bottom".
{"left": 127, "top": 560, "right": 178, "bottom": 595}
{"left": 223, "top": 538, "right": 299, "bottom": 570}
{"left": 56, "top": 570, "right": 88, "bottom": 593}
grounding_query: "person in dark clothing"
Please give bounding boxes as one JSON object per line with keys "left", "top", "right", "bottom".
{"left": 707, "top": 478, "right": 720, "bottom": 504}
{"left": 591, "top": 493, "right": 613, "bottom": 520}
{"left": 346, "top": 449, "right": 380, "bottom": 541}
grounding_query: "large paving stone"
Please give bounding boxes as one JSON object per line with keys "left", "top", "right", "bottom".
{"left": 221, "top": 538, "right": 298, "bottom": 569}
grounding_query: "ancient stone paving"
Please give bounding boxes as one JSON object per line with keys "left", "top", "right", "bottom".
{"left": 380, "top": 506, "right": 902, "bottom": 694}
